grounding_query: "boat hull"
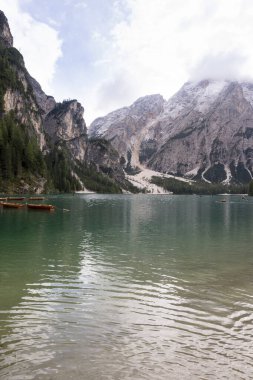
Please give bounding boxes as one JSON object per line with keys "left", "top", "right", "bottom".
{"left": 27, "top": 204, "right": 55, "bottom": 211}
{"left": 1, "top": 202, "right": 25, "bottom": 208}
{"left": 28, "top": 197, "right": 45, "bottom": 201}
{"left": 7, "top": 197, "right": 25, "bottom": 201}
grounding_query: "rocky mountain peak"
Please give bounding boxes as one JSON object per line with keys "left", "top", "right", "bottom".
{"left": 129, "top": 94, "right": 165, "bottom": 116}
{"left": 45, "top": 99, "right": 87, "bottom": 141}
{"left": 0, "top": 8, "right": 130, "bottom": 194}
{"left": 162, "top": 79, "right": 229, "bottom": 119}
{"left": 0, "top": 10, "right": 13, "bottom": 48}
{"left": 89, "top": 94, "right": 166, "bottom": 169}
{"left": 89, "top": 78, "right": 253, "bottom": 183}
{"left": 44, "top": 99, "right": 88, "bottom": 161}
{"left": 149, "top": 79, "right": 253, "bottom": 183}
{"left": 27, "top": 74, "right": 56, "bottom": 116}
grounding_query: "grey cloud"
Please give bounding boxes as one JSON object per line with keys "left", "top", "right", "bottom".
{"left": 96, "top": 70, "right": 138, "bottom": 111}
{"left": 189, "top": 51, "right": 250, "bottom": 82}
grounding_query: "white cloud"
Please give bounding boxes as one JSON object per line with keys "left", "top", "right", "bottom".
{"left": 190, "top": 52, "right": 248, "bottom": 82}
{"left": 2, "top": 0, "right": 253, "bottom": 124}
{"left": 89, "top": 0, "right": 253, "bottom": 121}
{"left": 0, "top": 0, "right": 62, "bottom": 94}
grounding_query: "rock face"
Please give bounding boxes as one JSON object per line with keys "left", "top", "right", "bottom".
{"left": 89, "top": 79, "right": 253, "bottom": 184}
{"left": 0, "top": 9, "right": 126, "bottom": 192}
{"left": 86, "top": 139, "right": 126, "bottom": 183}
{"left": 27, "top": 74, "right": 56, "bottom": 116}
{"left": 3, "top": 87, "right": 46, "bottom": 149}
{"left": 0, "top": 10, "right": 89, "bottom": 162}
{"left": 150, "top": 80, "right": 253, "bottom": 183}
{"left": 44, "top": 100, "right": 88, "bottom": 161}
{"left": 89, "top": 94, "right": 165, "bottom": 170}
{"left": 0, "top": 47, "right": 46, "bottom": 149}
{"left": 0, "top": 10, "right": 13, "bottom": 47}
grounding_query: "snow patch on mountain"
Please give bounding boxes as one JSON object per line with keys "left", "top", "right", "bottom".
{"left": 126, "top": 169, "right": 192, "bottom": 194}
{"left": 241, "top": 82, "right": 253, "bottom": 108}
{"left": 222, "top": 165, "right": 232, "bottom": 184}
{"left": 89, "top": 79, "right": 253, "bottom": 184}
{"left": 163, "top": 80, "right": 228, "bottom": 119}
{"left": 185, "top": 166, "right": 200, "bottom": 178}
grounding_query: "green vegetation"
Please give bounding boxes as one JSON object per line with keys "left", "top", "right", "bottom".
{"left": 45, "top": 143, "right": 82, "bottom": 193}
{"left": 45, "top": 141, "right": 124, "bottom": 194}
{"left": 0, "top": 112, "right": 46, "bottom": 187}
{"left": 124, "top": 165, "right": 141, "bottom": 175}
{"left": 0, "top": 113, "right": 125, "bottom": 194}
{"left": 45, "top": 138, "right": 123, "bottom": 194}
{"left": 248, "top": 180, "right": 253, "bottom": 196}
{"left": 75, "top": 161, "right": 122, "bottom": 194}
{"left": 121, "top": 180, "right": 142, "bottom": 194}
{"left": 0, "top": 41, "right": 135, "bottom": 195}
{"left": 47, "top": 100, "right": 74, "bottom": 117}
{"left": 151, "top": 176, "right": 248, "bottom": 195}
{"left": 0, "top": 44, "right": 25, "bottom": 113}
{"left": 0, "top": 110, "right": 80, "bottom": 193}
{"left": 89, "top": 138, "right": 119, "bottom": 158}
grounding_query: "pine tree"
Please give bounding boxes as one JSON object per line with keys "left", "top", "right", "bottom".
{"left": 249, "top": 180, "right": 253, "bottom": 196}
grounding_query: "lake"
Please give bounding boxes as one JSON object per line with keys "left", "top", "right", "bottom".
{"left": 1, "top": 194, "right": 253, "bottom": 379}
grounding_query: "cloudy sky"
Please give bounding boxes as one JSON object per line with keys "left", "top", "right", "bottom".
{"left": 0, "top": 0, "right": 253, "bottom": 124}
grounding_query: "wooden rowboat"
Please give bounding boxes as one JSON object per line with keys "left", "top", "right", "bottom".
{"left": 27, "top": 203, "right": 55, "bottom": 211}
{"left": 0, "top": 197, "right": 7, "bottom": 201}
{"left": 28, "top": 197, "right": 45, "bottom": 201}
{"left": 1, "top": 202, "right": 25, "bottom": 208}
{"left": 7, "top": 197, "right": 25, "bottom": 201}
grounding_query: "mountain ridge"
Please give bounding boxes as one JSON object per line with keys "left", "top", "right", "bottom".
{"left": 1, "top": 8, "right": 252, "bottom": 193}
{"left": 89, "top": 78, "right": 253, "bottom": 184}
{"left": 0, "top": 9, "right": 130, "bottom": 194}
{"left": 0, "top": 10, "right": 13, "bottom": 47}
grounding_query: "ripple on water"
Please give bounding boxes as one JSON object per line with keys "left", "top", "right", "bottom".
{"left": 1, "top": 195, "right": 253, "bottom": 379}
{"left": 1, "top": 261, "right": 253, "bottom": 379}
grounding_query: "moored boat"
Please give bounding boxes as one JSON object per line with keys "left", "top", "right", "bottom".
{"left": 27, "top": 203, "right": 55, "bottom": 211}
{"left": 0, "top": 197, "right": 7, "bottom": 201}
{"left": 7, "top": 197, "right": 25, "bottom": 201}
{"left": 1, "top": 202, "right": 25, "bottom": 208}
{"left": 28, "top": 197, "right": 46, "bottom": 200}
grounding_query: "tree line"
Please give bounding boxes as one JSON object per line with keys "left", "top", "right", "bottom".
{"left": 0, "top": 112, "right": 46, "bottom": 181}
{"left": 151, "top": 176, "right": 249, "bottom": 195}
{"left": 0, "top": 112, "right": 124, "bottom": 193}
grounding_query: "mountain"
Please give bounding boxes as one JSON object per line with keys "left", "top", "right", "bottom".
{"left": 2, "top": 8, "right": 251, "bottom": 192}
{"left": 89, "top": 79, "right": 253, "bottom": 184}
{"left": 0, "top": 10, "right": 12, "bottom": 47}
{"left": 0, "top": 10, "right": 130, "bottom": 194}
{"left": 89, "top": 94, "right": 165, "bottom": 173}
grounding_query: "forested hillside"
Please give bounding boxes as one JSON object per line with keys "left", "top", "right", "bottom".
{"left": 0, "top": 10, "right": 131, "bottom": 194}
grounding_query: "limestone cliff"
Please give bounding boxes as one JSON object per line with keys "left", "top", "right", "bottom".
{"left": 0, "top": 9, "right": 127, "bottom": 193}
{"left": 89, "top": 94, "right": 165, "bottom": 171}
{"left": 86, "top": 139, "right": 125, "bottom": 184}
{"left": 89, "top": 80, "right": 253, "bottom": 184}
{"left": 27, "top": 74, "right": 56, "bottom": 116}
{"left": 44, "top": 100, "right": 88, "bottom": 161}
{"left": 0, "top": 50, "right": 46, "bottom": 149}
{"left": 149, "top": 80, "right": 253, "bottom": 183}
{"left": 0, "top": 10, "right": 13, "bottom": 47}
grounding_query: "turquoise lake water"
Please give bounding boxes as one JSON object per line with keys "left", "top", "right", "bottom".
{"left": 0, "top": 194, "right": 253, "bottom": 379}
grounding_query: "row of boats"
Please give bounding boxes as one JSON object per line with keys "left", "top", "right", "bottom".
{"left": 0, "top": 196, "right": 55, "bottom": 211}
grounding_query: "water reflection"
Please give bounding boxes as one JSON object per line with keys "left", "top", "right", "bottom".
{"left": 1, "top": 195, "right": 253, "bottom": 379}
